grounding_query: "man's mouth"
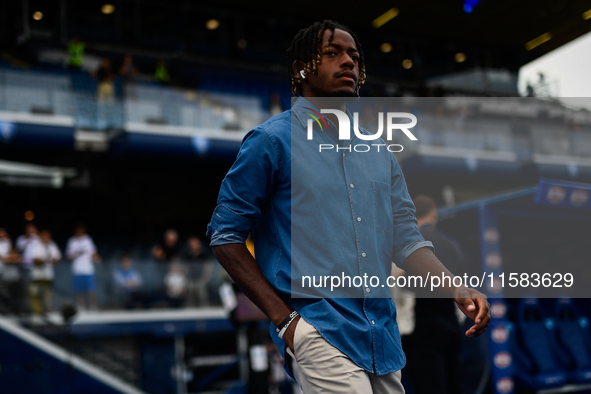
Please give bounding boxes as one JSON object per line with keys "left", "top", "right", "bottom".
{"left": 337, "top": 71, "right": 357, "bottom": 83}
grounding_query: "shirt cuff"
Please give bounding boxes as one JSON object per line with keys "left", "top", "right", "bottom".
{"left": 206, "top": 204, "right": 255, "bottom": 246}
{"left": 395, "top": 240, "right": 434, "bottom": 267}
{"left": 209, "top": 230, "right": 247, "bottom": 246}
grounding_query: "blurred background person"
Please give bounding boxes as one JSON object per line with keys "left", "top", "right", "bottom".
{"left": 0, "top": 228, "right": 11, "bottom": 282}
{"left": 66, "top": 224, "right": 100, "bottom": 311}
{"left": 183, "top": 236, "right": 206, "bottom": 263}
{"left": 1, "top": 250, "right": 24, "bottom": 315}
{"left": 183, "top": 236, "right": 215, "bottom": 306}
{"left": 406, "top": 195, "right": 467, "bottom": 394}
{"left": 93, "top": 57, "right": 115, "bottom": 101}
{"left": 67, "top": 36, "right": 84, "bottom": 71}
{"left": 113, "top": 254, "right": 142, "bottom": 309}
{"left": 24, "top": 229, "right": 61, "bottom": 315}
{"left": 164, "top": 260, "right": 186, "bottom": 308}
{"left": 153, "top": 60, "right": 170, "bottom": 84}
{"left": 153, "top": 229, "right": 180, "bottom": 263}
{"left": 16, "top": 223, "right": 38, "bottom": 315}
{"left": 16, "top": 222, "right": 38, "bottom": 254}
{"left": 119, "top": 54, "right": 137, "bottom": 82}
{"left": 120, "top": 54, "right": 138, "bottom": 99}
{"left": 0, "top": 228, "right": 21, "bottom": 313}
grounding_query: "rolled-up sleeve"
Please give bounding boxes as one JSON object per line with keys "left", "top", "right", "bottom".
{"left": 389, "top": 154, "right": 434, "bottom": 266}
{"left": 206, "top": 127, "right": 279, "bottom": 246}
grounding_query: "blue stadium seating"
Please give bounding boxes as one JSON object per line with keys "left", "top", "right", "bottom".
{"left": 553, "top": 298, "right": 591, "bottom": 384}
{"left": 512, "top": 298, "right": 570, "bottom": 390}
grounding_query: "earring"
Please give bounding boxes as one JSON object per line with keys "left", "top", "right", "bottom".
{"left": 299, "top": 70, "right": 306, "bottom": 79}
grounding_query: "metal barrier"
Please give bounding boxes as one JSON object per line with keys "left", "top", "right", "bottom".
{"left": 0, "top": 259, "right": 223, "bottom": 314}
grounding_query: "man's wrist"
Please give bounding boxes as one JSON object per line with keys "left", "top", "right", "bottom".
{"left": 451, "top": 284, "right": 472, "bottom": 298}
{"left": 276, "top": 310, "right": 299, "bottom": 332}
{"left": 276, "top": 311, "right": 299, "bottom": 338}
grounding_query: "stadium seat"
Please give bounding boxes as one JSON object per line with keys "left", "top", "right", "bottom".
{"left": 512, "top": 298, "right": 569, "bottom": 390}
{"left": 554, "top": 298, "right": 591, "bottom": 384}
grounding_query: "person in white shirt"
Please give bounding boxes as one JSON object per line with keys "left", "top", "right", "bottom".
{"left": 66, "top": 225, "right": 100, "bottom": 310}
{"left": 164, "top": 261, "right": 186, "bottom": 307}
{"left": 16, "top": 223, "right": 39, "bottom": 314}
{"left": 16, "top": 223, "right": 39, "bottom": 254}
{"left": 24, "top": 229, "right": 61, "bottom": 315}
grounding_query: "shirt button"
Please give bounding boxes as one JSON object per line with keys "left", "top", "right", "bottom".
{"left": 350, "top": 184, "right": 355, "bottom": 188}
{"left": 372, "top": 320, "right": 375, "bottom": 325}
{"left": 357, "top": 217, "right": 361, "bottom": 222}
{"left": 366, "top": 288, "right": 371, "bottom": 293}
{"left": 362, "top": 252, "right": 367, "bottom": 257}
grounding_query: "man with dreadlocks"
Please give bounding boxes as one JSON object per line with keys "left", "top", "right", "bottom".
{"left": 286, "top": 21, "right": 366, "bottom": 98}
{"left": 207, "top": 20, "right": 490, "bottom": 393}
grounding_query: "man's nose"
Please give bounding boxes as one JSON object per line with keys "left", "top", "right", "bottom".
{"left": 341, "top": 54, "right": 355, "bottom": 68}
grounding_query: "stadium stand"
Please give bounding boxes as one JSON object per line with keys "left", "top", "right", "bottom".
{"left": 553, "top": 298, "right": 591, "bottom": 385}
{"left": 435, "top": 179, "right": 591, "bottom": 394}
{"left": 513, "top": 298, "right": 569, "bottom": 390}
{"left": 2, "top": 1, "right": 591, "bottom": 393}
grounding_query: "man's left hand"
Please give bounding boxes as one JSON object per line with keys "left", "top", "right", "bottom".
{"left": 453, "top": 287, "right": 491, "bottom": 337}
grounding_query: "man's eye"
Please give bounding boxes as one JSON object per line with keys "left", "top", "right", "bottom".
{"left": 325, "top": 51, "right": 336, "bottom": 56}
{"left": 351, "top": 56, "right": 359, "bottom": 61}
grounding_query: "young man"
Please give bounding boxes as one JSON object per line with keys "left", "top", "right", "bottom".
{"left": 15, "top": 223, "right": 39, "bottom": 314}
{"left": 66, "top": 225, "right": 100, "bottom": 310}
{"left": 207, "top": 20, "right": 490, "bottom": 393}
{"left": 16, "top": 223, "right": 39, "bottom": 254}
{"left": 24, "top": 229, "right": 62, "bottom": 315}
{"left": 152, "top": 229, "right": 181, "bottom": 263}
{"left": 113, "top": 255, "right": 142, "bottom": 309}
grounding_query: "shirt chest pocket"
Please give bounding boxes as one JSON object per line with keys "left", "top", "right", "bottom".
{"left": 372, "top": 180, "right": 393, "bottom": 232}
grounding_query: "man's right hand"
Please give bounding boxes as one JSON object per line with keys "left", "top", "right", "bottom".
{"left": 212, "top": 243, "right": 300, "bottom": 353}
{"left": 283, "top": 315, "right": 301, "bottom": 354}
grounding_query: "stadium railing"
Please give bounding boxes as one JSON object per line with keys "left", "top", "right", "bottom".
{"left": 0, "top": 259, "right": 223, "bottom": 314}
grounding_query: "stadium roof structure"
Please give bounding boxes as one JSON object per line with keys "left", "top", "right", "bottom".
{"left": 207, "top": 0, "right": 591, "bottom": 73}
{"left": 5, "top": 0, "right": 590, "bottom": 86}
{"left": 217, "top": 0, "right": 590, "bottom": 52}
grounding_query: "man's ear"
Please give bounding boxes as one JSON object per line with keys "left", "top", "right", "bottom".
{"left": 292, "top": 61, "right": 307, "bottom": 78}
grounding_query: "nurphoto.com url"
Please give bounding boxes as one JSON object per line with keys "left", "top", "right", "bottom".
{"left": 301, "top": 272, "right": 574, "bottom": 292}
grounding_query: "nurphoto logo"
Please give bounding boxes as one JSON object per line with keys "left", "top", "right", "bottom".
{"left": 305, "top": 108, "right": 418, "bottom": 153}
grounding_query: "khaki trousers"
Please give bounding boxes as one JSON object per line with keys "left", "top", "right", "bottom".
{"left": 286, "top": 318, "right": 405, "bottom": 394}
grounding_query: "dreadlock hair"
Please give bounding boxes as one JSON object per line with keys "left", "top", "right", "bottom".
{"left": 286, "top": 20, "right": 367, "bottom": 98}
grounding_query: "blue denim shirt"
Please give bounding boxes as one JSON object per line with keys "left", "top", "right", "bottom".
{"left": 206, "top": 98, "right": 432, "bottom": 375}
